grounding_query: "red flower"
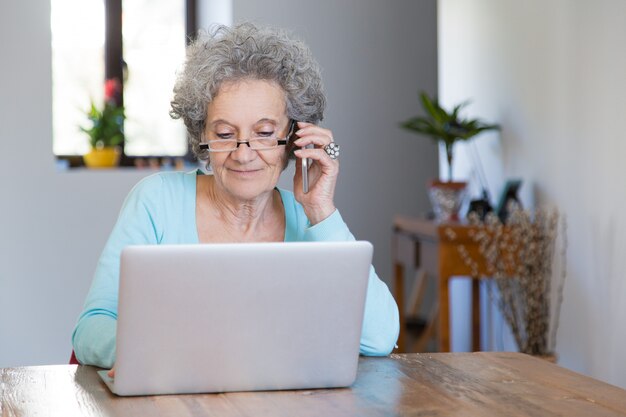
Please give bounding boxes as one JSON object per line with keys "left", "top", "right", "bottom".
{"left": 104, "top": 78, "right": 121, "bottom": 103}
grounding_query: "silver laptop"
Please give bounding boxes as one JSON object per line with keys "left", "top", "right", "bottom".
{"left": 98, "top": 241, "right": 373, "bottom": 396}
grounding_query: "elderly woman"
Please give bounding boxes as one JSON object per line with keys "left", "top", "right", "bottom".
{"left": 72, "top": 23, "right": 399, "bottom": 368}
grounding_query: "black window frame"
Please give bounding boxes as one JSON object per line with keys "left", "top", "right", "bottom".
{"left": 56, "top": 0, "right": 197, "bottom": 168}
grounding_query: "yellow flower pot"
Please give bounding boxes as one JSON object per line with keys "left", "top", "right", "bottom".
{"left": 83, "top": 147, "right": 121, "bottom": 168}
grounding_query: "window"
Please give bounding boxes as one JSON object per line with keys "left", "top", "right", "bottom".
{"left": 51, "top": 0, "right": 197, "bottom": 166}
{"left": 51, "top": 0, "right": 105, "bottom": 157}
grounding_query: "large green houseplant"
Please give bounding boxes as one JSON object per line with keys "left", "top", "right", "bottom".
{"left": 401, "top": 92, "right": 500, "bottom": 221}
{"left": 401, "top": 92, "right": 500, "bottom": 181}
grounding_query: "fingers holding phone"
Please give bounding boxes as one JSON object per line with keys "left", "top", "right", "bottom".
{"left": 292, "top": 121, "right": 338, "bottom": 225}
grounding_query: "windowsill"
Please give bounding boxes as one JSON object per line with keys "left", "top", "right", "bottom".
{"left": 55, "top": 159, "right": 205, "bottom": 173}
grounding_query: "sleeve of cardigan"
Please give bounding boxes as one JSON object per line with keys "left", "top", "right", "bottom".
{"left": 303, "top": 210, "right": 400, "bottom": 356}
{"left": 72, "top": 174, "right": 164, "bottom": 368}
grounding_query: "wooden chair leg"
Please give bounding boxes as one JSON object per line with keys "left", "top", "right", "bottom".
{"left": 408, "top": 300, "right": 439, "bottom": 352}
{"left": 472, "top": 279, "right": 481, "bottom": 351}
{"left": 405, "top": 270, "right": 438, "bottom": 353}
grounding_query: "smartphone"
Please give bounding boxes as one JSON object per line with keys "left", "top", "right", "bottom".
{"left": 289, "top": 119, "right": 313, "bottom": 194}
{"left": 302, "top": 143, "right": 314, "bottom": 193}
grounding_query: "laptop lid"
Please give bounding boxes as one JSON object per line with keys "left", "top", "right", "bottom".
{"left": 105, "top": 241, "right": 373, "bottom": 396}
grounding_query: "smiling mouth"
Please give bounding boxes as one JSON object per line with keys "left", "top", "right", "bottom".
{"left": 229, "top": 168, "right": 262, "bottom": 175}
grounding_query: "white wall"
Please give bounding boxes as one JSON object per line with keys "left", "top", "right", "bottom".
{"left": 440, "top": 0, "right": 626, "bottom": 388}
{"left": 0, "top": 0, "right": 147, "bottom": 367}
{"left": 0, "top": 0, "right": 437, "bottom": 366}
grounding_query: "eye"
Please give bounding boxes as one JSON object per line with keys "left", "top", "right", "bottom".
{"left": 256, "top": 131, "right": 275, "bottom": 137}
{"left": 216, "top": 133, "right": 234, "bottom": 139}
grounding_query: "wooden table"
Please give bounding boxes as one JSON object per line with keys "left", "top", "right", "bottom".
{"left": 2, "top": 353, "right": 626, "bottom": 416}
{"left": 393, "top": 215, "right": 495, "bottom": 352}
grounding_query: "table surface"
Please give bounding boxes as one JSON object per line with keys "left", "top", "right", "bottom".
{"left": 2, "top": 352, "right": 626, "bottom": 416}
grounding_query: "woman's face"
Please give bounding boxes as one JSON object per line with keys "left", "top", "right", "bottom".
{"left": 205, "top": 79, "right": 290, "bottom": 201}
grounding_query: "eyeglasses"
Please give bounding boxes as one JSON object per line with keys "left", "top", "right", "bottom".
{"left": 200, "top": 120, "right": 296, "bottom": 152}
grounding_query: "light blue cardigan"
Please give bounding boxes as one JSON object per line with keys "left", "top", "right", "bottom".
{"left": 72, "top": 170, "right": 399, "bottom": 368}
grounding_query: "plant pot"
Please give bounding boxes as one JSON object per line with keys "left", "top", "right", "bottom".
{"left": 83, "top": 147, "right": 121, "bottom": 168}
{"left": 428, "top": 180, "right": 467, "bottom": 222}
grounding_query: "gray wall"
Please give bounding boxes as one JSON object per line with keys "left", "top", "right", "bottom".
{"left": 0, "top": 0, "right": 437, "bottom": 366}
{"left": 233, "top": 0, "right": 439, "bottom": 284}
{"left": 440, "top": 0, "right": 626, "bottom": 388}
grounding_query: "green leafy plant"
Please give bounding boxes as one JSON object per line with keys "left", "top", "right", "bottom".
{"left": 81, "top": 78, "right": 125, "bottom": 149}
{"left": 401, "top": 92, "right": 500, "bottom": 181}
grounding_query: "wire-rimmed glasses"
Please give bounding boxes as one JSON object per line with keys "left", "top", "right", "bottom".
{"left": 200, "top": 120, "right": 296, "bottom": 152}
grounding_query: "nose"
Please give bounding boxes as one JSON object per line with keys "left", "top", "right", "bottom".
{"left": 229, "top": 140, "right": 257, "bottom": 163}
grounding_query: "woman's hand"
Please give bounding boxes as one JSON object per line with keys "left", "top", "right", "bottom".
{"left": 292, "top": 122, "right": 338, "bottom": 225}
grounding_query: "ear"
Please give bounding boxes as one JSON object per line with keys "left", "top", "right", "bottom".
{"left": 281, "top": 148, "right": 292, "bottom": 171}
{"left": 285, "top": 119, "right": 299, "bottom": 161}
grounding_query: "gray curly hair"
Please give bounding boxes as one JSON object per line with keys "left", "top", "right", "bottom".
{"left": 170, "top": 22, "right": 326, "bottom": 161}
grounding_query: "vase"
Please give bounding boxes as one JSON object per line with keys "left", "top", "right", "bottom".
{"left": 83, "top": 146, "right": 121, "bottom": 168}
{"left": 428, "top": 180, "right": 467, "bottom": 222}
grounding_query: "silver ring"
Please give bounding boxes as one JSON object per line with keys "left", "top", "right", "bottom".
{"left": 324, "top": 142, "right": 340, "bottom": 160}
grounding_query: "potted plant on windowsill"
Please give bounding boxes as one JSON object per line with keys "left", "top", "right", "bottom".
{"left": 400, "top": 92, "right": 500, "bottom": 221}
{"left": 81, "top": 78, "right": 125, "bottom": 168}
